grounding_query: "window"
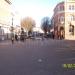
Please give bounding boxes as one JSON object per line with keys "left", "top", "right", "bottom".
{"left": 61, "top": 17, "right": 64, "bottom": 21}
{"left": 58, "top": 6, "right": 64, "bottom": 11}
{"left": 72, "top": 5, "right": 74, "bottom": 10}
{"left": 60, "top": 6, "right": 64, "bottom": 11}
{"left": 62, "top": 6, "right": 64, "bottom": 10}
{"left": 69, "top": 5, "right": 75, "bottom": 10}
{"left": 69, "top": 25, "right": 74, "bottom": 35}
{"left": 60, "top": 16, "right": 64, "bottom": 23}
{"left": 58, "top": 6, "right": 60, "bottom": 11}
{"left": 69, "top": 15, "right": 75, "bottom": 21}
{"left": 69, "top": 5, "right": 71, "bottom": 10}
{"left": 70, "top": 15, "right": 75, "bottom": 21}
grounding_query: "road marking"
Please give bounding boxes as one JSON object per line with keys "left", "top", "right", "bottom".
{"left": 38, "top": 59, "right": 42, "bottom": 63}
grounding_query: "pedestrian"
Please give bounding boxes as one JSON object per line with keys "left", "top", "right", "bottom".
{"left": 61, "top": 31, "right": 64, "bottom": 39}
{"left": 52, "top": 32, "right": 54, "bottom": 39}
{"left": 15, "top": 34, "right": 18, "bottom": 41}
{"left": 20, "top": 35, "right": 24, "bottom": 42}
{"left": 11, "top": 37, "right": 14, "bottom": 44}
{"left": 20, "top": 28, "right": 25, "bottom": 42}
{"left": 58, "top": 31, "right": 60, "bottom": 40}
{"left": 42, "top": 34, "right": 44, "bottom": 40}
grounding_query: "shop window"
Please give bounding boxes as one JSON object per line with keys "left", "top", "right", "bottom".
{"left": 69, "top": 25, "right": 74, "bottom": 35}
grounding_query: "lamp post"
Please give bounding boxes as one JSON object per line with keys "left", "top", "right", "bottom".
{"left": 12, "top": 17, "right": 13, "bottom": 28}
{"left": 11, "top": 13, "right": 14, "bottom": 43}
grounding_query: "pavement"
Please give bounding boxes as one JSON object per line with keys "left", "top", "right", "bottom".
{"left": 0, "top": 39, "right": 75, "bottom": 75}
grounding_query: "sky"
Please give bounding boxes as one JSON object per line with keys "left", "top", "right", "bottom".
{"left": 13, "top": 0, "right": 64, "bottom": 27}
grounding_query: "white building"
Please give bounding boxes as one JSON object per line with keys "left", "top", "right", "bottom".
{"left": 0, "top": 0, "right": 21, "bottom": 40}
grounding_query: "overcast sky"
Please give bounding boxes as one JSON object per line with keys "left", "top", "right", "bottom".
{"left": 13, "top": 0, "right": 64, "bottom": 27}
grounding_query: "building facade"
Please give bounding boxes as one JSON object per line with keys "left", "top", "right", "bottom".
{"left": 0, "top": 0, "right": 12, "bottom": 40}
{"left": 52, "top": 0, "right": 75, "bottom": 40}
{"left": 0, "top": 0, "right": 12, "bottom": 33}
{"left": 0, "top": 0, "right": 20, "bottom": 40}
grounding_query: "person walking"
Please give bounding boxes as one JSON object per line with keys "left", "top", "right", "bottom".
{"left": 20, "top": 28, "right": 25, "bottom": 42}
{"left": 15, "top": 34, "right": 18, "bottom": 41}
{"left": 11, "top": 36, "right": 14, "bottom": 44}
{"left": 11, "top": 33, "right": 14, "bottom": 44}
{"left": 52, "top": 32, "right": 54, "bottom": 39}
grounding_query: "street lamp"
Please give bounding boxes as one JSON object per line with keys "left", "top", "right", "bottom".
{"left": 11, "top": 13, "right": 14, "bottom": 43}
{"left": 12, "top": 17, "right": 13, "bottom": 28}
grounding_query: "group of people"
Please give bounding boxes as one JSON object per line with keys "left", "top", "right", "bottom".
{"left": 11, "top": 34, "right": 25, "bottom": 44}
{"left": 51, "top": 31, "right": 64, "bottom": 40}
{"left": 11, "top": 28, "right": 25, "bottom": 44}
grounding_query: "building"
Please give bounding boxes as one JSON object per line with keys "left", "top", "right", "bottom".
{"left": 0, "top": 0, "right": 12, "bottom": 33}
{"left": 52, "top": 0, "right": 75, "bottom": 40}
{"left": 0, "top": 0, "right": 12, "bottom": 40}
{"left": 0, "top": 0, "right": 21, "bottom": 40}
{"left": 11, "top": 9, "right": 21, "bottom": 35}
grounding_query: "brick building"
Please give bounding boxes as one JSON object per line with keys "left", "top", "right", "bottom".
{"left": 51, "top": 0, "right": 75, "bottom": 40}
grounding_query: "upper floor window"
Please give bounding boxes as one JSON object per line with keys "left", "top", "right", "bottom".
{"left": 4, "top": 0, "right": 12, "bottom": 4}
{"left": 70, "top": 15, "right": 75, "bottom": 21}
{"left": 60, "top": 16, "right": 64, "bottom": 23}
{"left": 58, "top": 6, "right": 64, "bottom": 11}
{"left": 69, "top": 5, "right": 71, "bottom": 10}
{"left": 58, "top": 6, "right": 60, "bottom": 11}
{"left": 69, "top": 5, "right": 75, "bottom": 10}
{"left": 72, "top": 5, "right": 74, "bottom": 10}
{"left": 60, "top": 6, "right": 64, "bottom": 11}
{"left": 62, "top": 6, "right": 64, "bottom": 10}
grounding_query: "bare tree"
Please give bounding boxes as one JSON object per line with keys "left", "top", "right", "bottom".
{"left": 21, "top": 17, "right": 36, "bottom": 33}
{"left": 41, "top": 17, "right": 51, "bottom": 35}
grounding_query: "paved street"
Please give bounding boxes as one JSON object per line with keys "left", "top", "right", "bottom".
{"left": 0, "top": 39, "right": 75, "bottom": 75}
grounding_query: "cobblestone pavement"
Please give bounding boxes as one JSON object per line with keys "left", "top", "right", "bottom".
{"left": 0, "top": 39, "right": 75, "bottom": 75}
